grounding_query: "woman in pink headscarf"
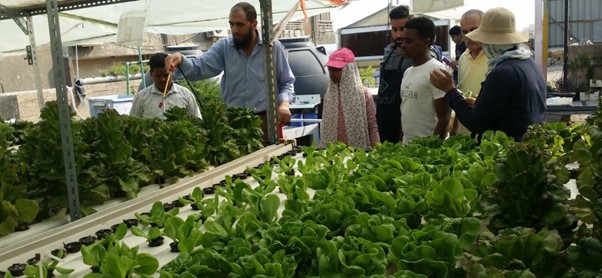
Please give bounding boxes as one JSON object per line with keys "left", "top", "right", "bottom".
{"left": 320, "top": 47, "right": 380, "bottom": 149}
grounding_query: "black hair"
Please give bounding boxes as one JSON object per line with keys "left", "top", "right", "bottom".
{"left": 149, "top": 52, "right": 168, "bottom": 71}
{"left": 449, "top": 25, "right": 461, "bottom": 36}
{"left": 405, "top": 17, "right": 436, "bottom": 45}
{"left": 389, "top": 5, "right": 410, "bottom": 20}
{"left": 231, "top": 2, "right": 257, "bottom": 22}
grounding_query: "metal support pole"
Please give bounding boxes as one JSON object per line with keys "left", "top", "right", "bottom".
{"left": 562, "top": 0, "right": 569, "bottom": 84}
{"left": 125, "top": 63, "right": 131, "bottom": 95}
{"left": 46, "top": 0, "right": 81, "bottom": 221}
{"left": 260, "top": 0, "right": 279, "bottom": 143}
{"left": 534, "top": 0, "right": 547, "bottom": 80}
{"left": 138, "top": 46, "right": 145, "bottom": 90}
{"left": 75, "top": 44, "right": 79, "bottom": 78}
{"left": 26, "top": 16, "right": 46, "bottom": 110}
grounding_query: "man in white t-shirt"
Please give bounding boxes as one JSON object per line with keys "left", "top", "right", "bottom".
{"left": 399, "top": 17, "right": 451, "bottom": 145}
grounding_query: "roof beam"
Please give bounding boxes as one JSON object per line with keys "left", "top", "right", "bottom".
{"left": 0, "top": 0, "right": 139, "bottom": 21}
{"left": 0, "top": 4, "right": 30, "bottom": 34}
{"left": 0, "top": 3, "right": 21, "bottom": 18}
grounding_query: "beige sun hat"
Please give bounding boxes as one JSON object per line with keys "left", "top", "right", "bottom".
{"left": 465, "top": 7, "right": 529, "bottom": 44}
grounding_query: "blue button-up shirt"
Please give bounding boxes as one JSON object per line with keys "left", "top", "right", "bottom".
{"left": 178, "top": 35, "right": 296, "bottom": 113}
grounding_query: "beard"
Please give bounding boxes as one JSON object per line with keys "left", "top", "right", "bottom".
{"left": 234, "top": 29, "right": 254, "bottom": 49}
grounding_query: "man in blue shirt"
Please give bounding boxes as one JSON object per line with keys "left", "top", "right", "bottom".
{"left": 164, "top": 2, "right": 296, "bottom": 137}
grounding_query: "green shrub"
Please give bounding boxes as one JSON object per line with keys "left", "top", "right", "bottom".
{"left": 99, "top": 63, "right": 149, "bottom": 77}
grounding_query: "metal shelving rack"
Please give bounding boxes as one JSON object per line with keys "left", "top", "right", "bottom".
{"left": 0, "top": 0, "right": 284, "bottom": 222}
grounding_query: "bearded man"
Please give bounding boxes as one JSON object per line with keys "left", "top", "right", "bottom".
{"left": 165, "top": 2, "right": 296, "bottom": 139}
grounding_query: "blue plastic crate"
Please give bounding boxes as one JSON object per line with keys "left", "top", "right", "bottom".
{"left": 88, "top": 95, "right": 134, "bottom": 117}
{"left": 290, "top": 113, "right": 303, "bottom": 127}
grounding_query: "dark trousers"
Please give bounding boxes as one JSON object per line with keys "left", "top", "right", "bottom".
{"left": 376, "top": 104, "right": 401, "bottom": 143}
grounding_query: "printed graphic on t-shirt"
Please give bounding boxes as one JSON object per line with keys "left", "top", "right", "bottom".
{"left": 401, "top": 83, "right": 419, "bottom": 100}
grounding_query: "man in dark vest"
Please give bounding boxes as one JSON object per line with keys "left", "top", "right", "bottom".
{"left": 376, "top": 5, "right": 413, "bottom": 143}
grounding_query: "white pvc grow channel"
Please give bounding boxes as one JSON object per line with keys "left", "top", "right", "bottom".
{"left": 0, "top": 144, "right": 294, "bottom": 275}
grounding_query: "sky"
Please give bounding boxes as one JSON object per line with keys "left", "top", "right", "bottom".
{"left": 330, "top": 0, "right": 536, "bottom": 31}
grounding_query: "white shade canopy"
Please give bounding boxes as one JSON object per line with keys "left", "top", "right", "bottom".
{"left": 0, "top": 0, "right": 341, "bottom": 54}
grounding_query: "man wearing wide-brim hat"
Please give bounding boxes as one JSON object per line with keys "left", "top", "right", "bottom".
{"left": 429, "top": 7, "right": 547, "bottom": 142}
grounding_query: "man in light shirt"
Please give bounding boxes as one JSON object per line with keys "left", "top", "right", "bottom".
{"left": 452, "top": 9, "right": 488, "bottom": 136}
{"left": 130, "top": 53, "right": 200, "bottom": 119}
{"left": 164, "top": 2, "right": 295, "bottom": 140}
{"left": 399, "top": 17, "right": 451, "bottom": 145}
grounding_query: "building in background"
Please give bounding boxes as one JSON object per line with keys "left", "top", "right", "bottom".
{"left": 338, "top": 5, "right": 451, "bottom": 67}
{"left": 547, "top": 0, "right": 602, "bottom": 49}
{"left": 0, "top": 13, "right": 335, "bottom": 93}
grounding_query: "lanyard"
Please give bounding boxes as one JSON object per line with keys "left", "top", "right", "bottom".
{"left": 158, "top": 70, "right": 173, "bottom": 110}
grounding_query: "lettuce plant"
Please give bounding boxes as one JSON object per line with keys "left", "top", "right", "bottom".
{"left": 82, "top": 224, "right": 158, "bottom": 277}
{"left": 0, "top": 122, "right": 38, "bottom": 236}
{"left": 135, "top": 201, "right": 179, "bottom": 228}
{"left": 164, "top": 214, "right": 202, "bottom": 254}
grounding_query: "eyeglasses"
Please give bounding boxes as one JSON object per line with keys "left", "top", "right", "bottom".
{"left": 461, "top": 27, "right": 478, "bottom": 35}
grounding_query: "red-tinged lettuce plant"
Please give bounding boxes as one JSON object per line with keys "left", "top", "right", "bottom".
{"left": 571, "top": 125, "right": 602, "bottom": 239}
{"left": 468, "top": 227, "right": 569, "bottom": 277}
{"left": 486, "top": 143, "right": 577, "bottom": 238}
{"left": 566, "top": 237, "right": 602, "bottom": 277}
{"left": 565, "top": 105, "right": 602, "bottom": 275}
{"left": 523, "top": 122, "right": 580, "bottom": 161}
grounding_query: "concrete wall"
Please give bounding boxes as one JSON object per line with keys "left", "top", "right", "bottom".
{"left": 0, "top": 79, "right": 142, "bottom": 122}
{"left": 0, "top": 45, "right": 56, "bottom": 93}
